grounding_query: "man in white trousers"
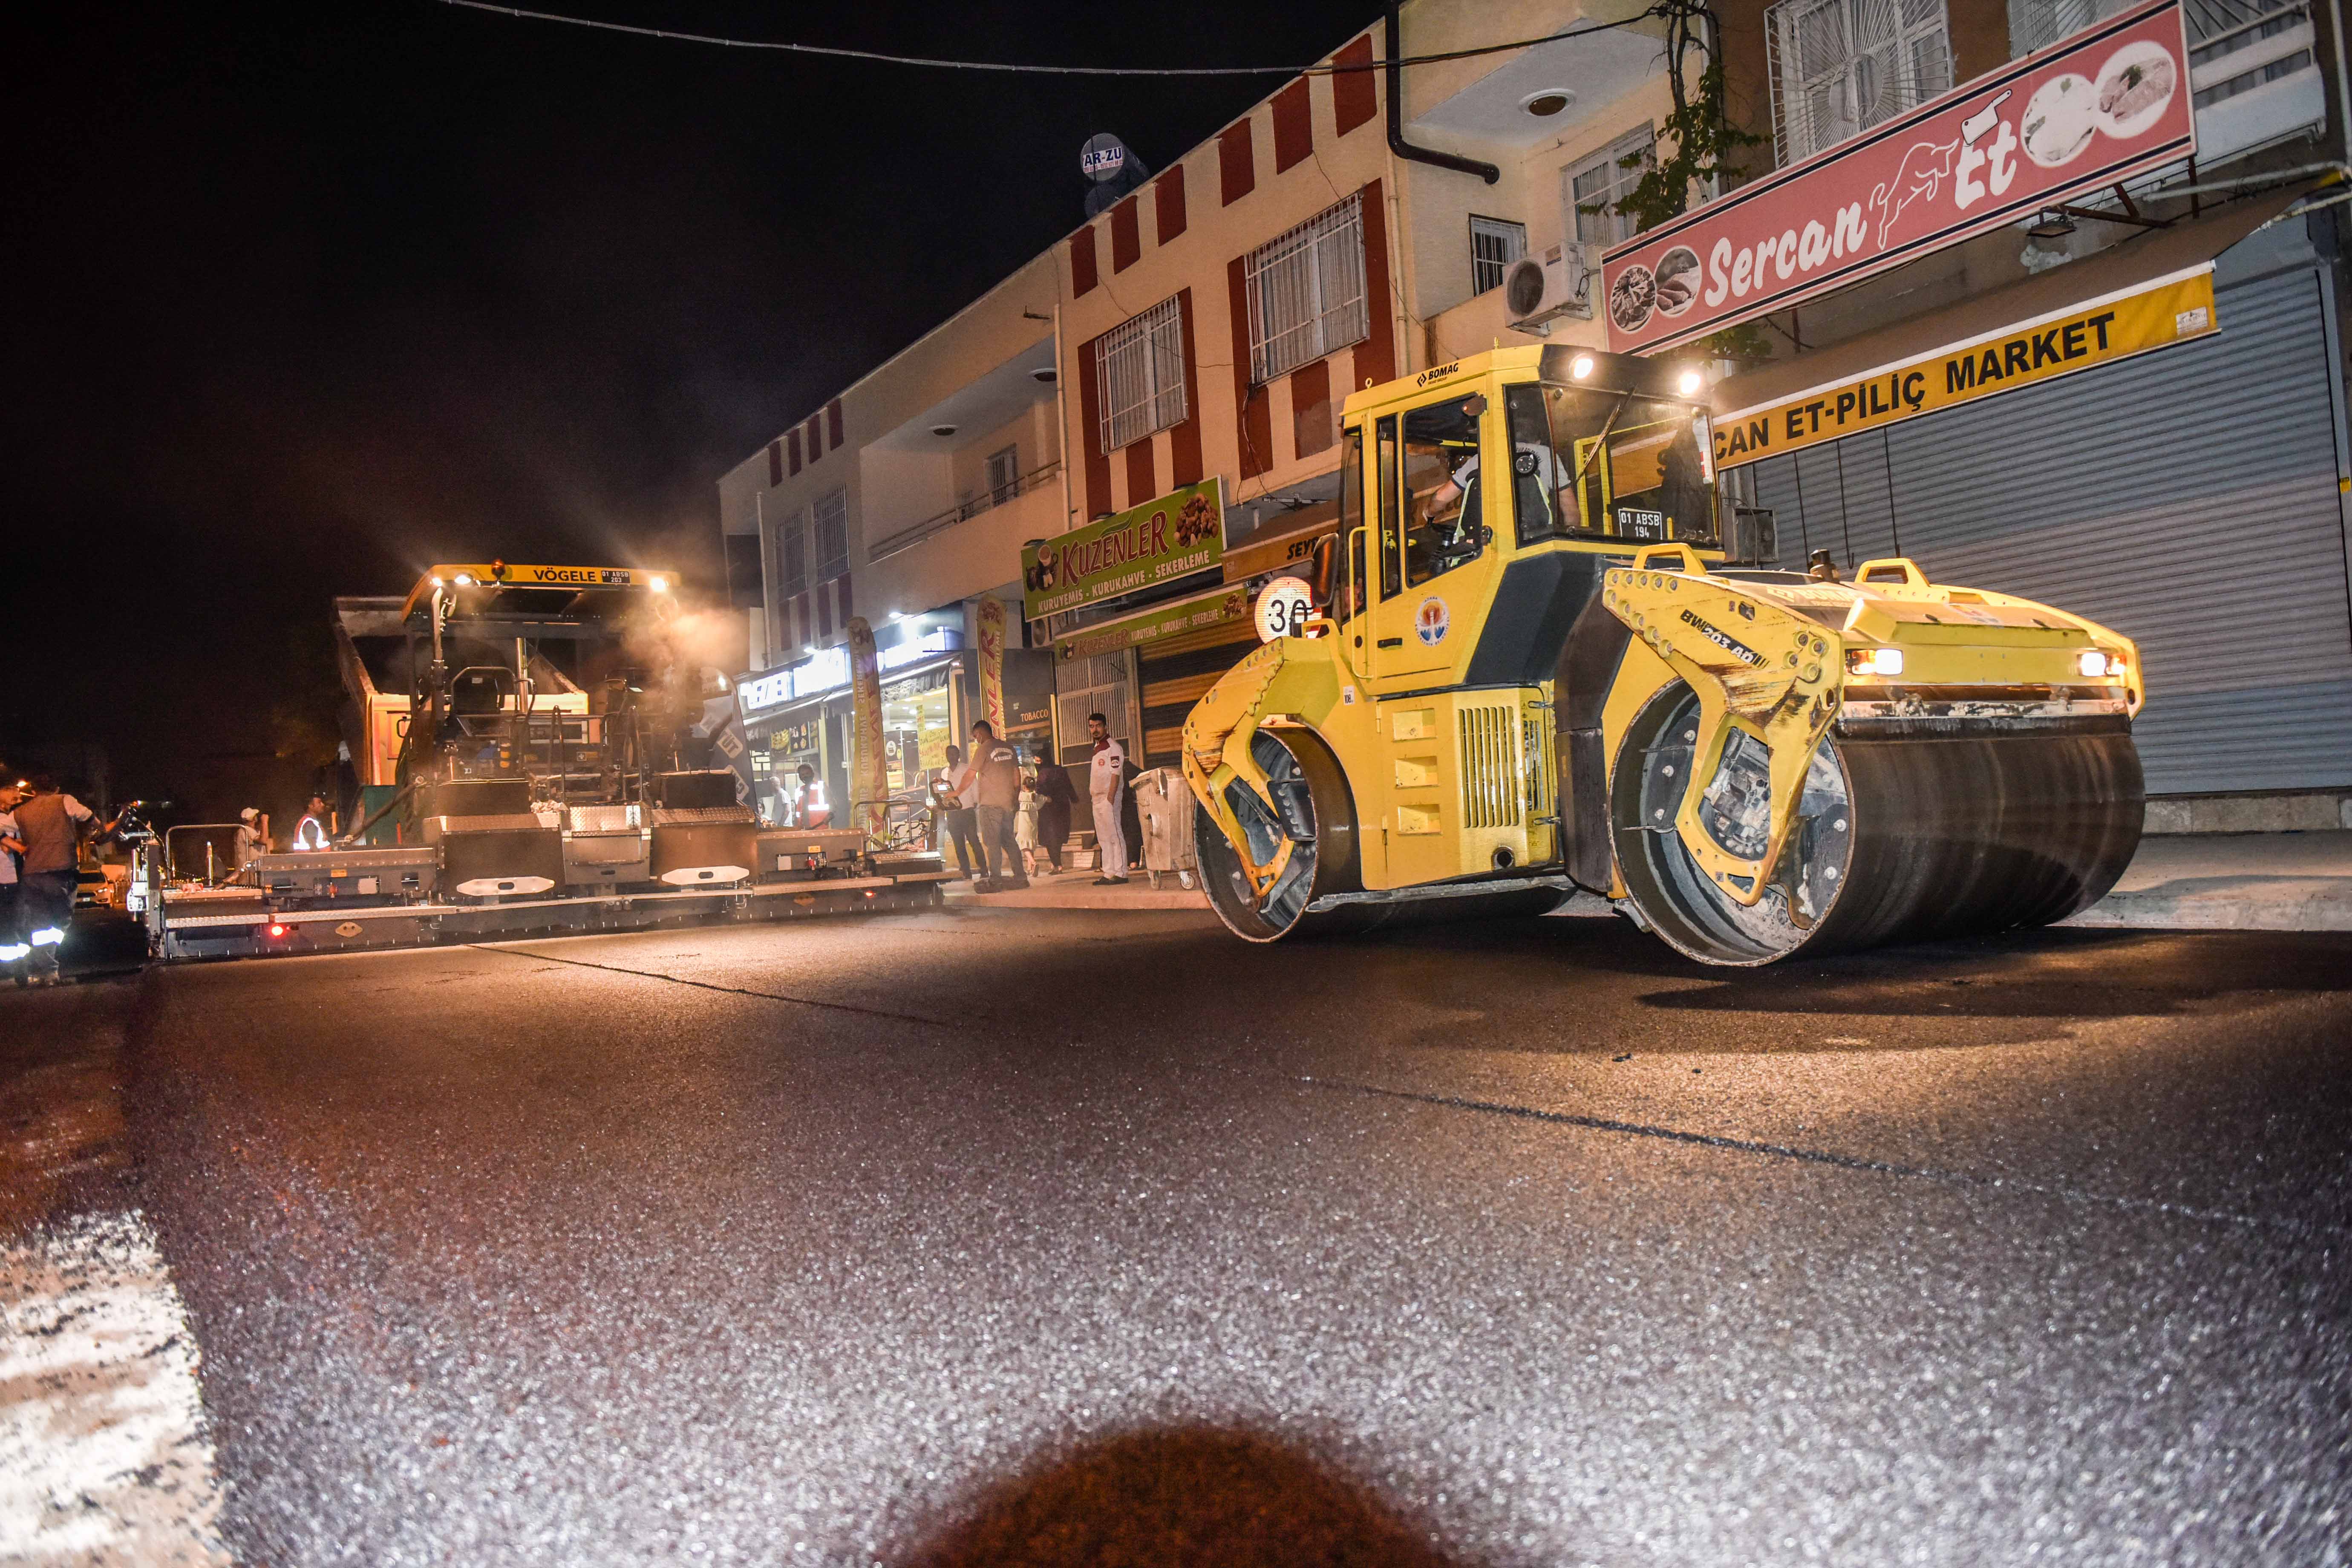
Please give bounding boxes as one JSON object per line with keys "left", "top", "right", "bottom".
{"left": 1085, "top": 711, "right": 1129, "bottom": 887}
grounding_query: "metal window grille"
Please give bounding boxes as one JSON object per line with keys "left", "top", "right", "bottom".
{"left": 1564, "top": 127, "right": 1656, "bottom": 250}
{"left": 1245, "top": 193, "right": 1369, "bottom": 384}
{"left": 1094, "top": 297, "right": 1188, "bottom": 455}
{"left": 1468, "top": 215, "right": 1527, "bottom": 294}
{"left": 813, "top": 487, "right": 849, "bottom": 582}
{"left": 1765, "top": 0, "right": 1953, "bottom": 166}
{"left": 1053, "top": 652, "right": 1132, "bottom": 762}
{"left": 777, "top": 512, "right": 808, "bottom": 596}
{"left": 986, "top": 446, "right": 1020, "bottom": 504}
{"left": 2011, "top": 0, "right": 2302, "bottom": 56}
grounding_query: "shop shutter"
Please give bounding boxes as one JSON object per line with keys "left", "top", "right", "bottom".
{"left": 1750, "top": 266, "right": 2352, "bottom": 795}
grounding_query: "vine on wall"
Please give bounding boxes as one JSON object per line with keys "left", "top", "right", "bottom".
{"left": 1587, "top": 3, "right": 1771, "bottom": 360}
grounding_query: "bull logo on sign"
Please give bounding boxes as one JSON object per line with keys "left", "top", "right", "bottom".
{"left": 1867, "top": 91, "right": 2012, "bottom": 250}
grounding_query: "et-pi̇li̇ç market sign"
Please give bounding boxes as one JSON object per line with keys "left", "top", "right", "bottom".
{"left": 1709, "top": 265, "right": 2217, "bottom": 468}
{"left": 1024, "top": 478, "right": 1226, "bottom": 621}
{"left": 1600, "top": 0, "right": 2194, "bottom": 355}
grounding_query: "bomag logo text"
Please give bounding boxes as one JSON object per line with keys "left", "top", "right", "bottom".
{"left": 1679, "top": 608, "right": 1764, "bottom": 666}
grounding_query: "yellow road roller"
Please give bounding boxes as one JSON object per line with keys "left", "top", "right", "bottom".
{"left": 1181, "top": 346, "right": 2144, "bottom": 966}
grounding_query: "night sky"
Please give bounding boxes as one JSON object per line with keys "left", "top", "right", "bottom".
{"left": 9, "top": 0, "right": 1380, "bottom": 815}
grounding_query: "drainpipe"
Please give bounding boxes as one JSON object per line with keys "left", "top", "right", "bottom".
{"left": 2331, "top": 0, "right": 2352, "bottom": 177}
{"left": 1386, "top": 3, "right": 1499, "bottom": 184}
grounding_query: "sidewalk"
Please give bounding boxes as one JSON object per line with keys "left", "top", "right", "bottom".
{"left": 942, "top": 832, "right": 2352, "bottom": 931}
{"left": 2062, "top": 829, "right": 2352, "bottom": 932}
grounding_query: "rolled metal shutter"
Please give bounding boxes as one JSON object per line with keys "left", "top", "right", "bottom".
{"left": 1750, "top": 267, "right": 2352, "bottom": 794}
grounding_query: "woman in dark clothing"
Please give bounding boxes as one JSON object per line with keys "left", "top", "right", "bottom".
{"left": 1030, "top": 760, "right": 1078, "bottom": 873}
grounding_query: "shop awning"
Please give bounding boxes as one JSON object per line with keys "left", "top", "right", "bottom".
{"left": 1708, "top": 183, "right": 2315, "bottom": 461}
{"left": 1052, "top": 582, "right": 1254, "bottom": 662}
{"left": 1222, "top": 511, "right": 1338, "bottom": 584}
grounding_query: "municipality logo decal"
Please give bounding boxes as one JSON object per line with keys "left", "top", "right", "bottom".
{"left": 1415, "top": 597, "right": 1450, "bottom": 646}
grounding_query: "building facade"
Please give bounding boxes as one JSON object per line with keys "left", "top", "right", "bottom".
{"left": 720, "top": 0, "right": 2351, "bottom": 824}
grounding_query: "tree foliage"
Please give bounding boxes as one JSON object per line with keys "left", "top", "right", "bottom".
{"left": 1588, "top": 4, "right": 1772, "bottom": 360}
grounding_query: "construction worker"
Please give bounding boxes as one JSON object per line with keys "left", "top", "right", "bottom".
{"left": 292, "top": 793, "right": 332, "bottom": 851}
{"left": 11, "top": 773, "right": 117, "bottom": 986}
{"left": 0, "top": 783, "right": 26, "bottom": 981}
{"left": 235, "top": 807, "right": 271, "bottom": 873}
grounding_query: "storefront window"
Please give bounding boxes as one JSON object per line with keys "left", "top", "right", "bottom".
{"left": 1515, "top": 382, "right": 1718, "bottom": 545}
{"left": 880, "top": 669, "right": 956, "bottom": 799}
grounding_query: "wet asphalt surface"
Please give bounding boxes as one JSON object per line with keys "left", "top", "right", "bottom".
{"left": 12, "top": 906, "right": 2352, "bottom": 1565}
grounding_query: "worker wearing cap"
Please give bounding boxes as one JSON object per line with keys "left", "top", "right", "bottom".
{"left": 235, "top": 807, "right": 271, "bottom": 874}
{"left": 11, "top": 773, "right": 117, "bottom": 986}
{"left": 0, "top": 783, "right": 26, "bottom": 980}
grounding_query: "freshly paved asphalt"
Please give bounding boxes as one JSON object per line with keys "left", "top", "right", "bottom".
{"left": 9, "top": 907, "right": 2351, "bottom": 1565}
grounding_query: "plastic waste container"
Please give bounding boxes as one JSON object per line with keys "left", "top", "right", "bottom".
{"left": 1131, "top": 767, "right": 1197, "bottom": 890}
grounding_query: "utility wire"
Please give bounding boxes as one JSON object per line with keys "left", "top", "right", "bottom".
{"left": 434, "top": 0, "right": 1670, "bottom": 76}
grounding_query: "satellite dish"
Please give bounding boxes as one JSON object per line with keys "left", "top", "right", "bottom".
{"left": 1079, "top": 133, "right": 1150, "bottom": 217}
{"left": 1081, "top": 133, "right": 1128, "bottom": 183}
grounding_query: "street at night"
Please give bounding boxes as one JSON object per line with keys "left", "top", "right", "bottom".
{"left": 8, "top": 908, "right": 2347, "bottom": 1564}
{"left": 14, "top": 0, "right": 2352, "bottom": 1559}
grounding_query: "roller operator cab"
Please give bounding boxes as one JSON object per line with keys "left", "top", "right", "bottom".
{"left": 1180, "top": 346, "right": 2147, "bottom": 966}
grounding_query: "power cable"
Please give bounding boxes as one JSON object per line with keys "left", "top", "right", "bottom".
{"left": 434, "top": 0, "right": 1669, "bottom": 77}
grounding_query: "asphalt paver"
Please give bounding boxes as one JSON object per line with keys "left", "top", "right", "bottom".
{"left": 10, "top": 909, "right": 2348, "bottom": 1565}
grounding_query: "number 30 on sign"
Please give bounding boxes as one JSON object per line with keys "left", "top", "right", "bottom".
{"left": 1255, "top": 576, "right": 1314, "bottom": 642}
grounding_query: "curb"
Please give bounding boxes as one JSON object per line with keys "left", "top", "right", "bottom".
{"left": 940, "top": 874, "right": 1209, "bottom": 912}
{"left": 2063, "top": 880, "right": 2352, "bottom": 932}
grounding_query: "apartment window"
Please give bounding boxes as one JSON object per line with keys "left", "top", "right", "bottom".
{"left": 1094, "top": 296, "right": 1188, "bottom": 454}
{"left": 2006, "top": 0, "right": 2126, "bottom": 56}
{"left": 775, "top": 511, "right": 808, "bottom": 596}
{"left": 1767, "top": 0, "right": 1952, "bottom": 166}
{"left": 1245, "top": 193, "right": 1369, "bottom": 384}
{"left": 1468, "top": 215, "right": 1527, "bottom": 294}
{"left": 813, "top": 487, "right": 849, "bottom": 582}
{"left": 1565, "top": 127, "right": 1657, "bottom": 251}
{"left": 986, "top": 445, "right": 1020, "bottom": 503}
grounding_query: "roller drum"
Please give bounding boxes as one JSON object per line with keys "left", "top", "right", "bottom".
{"left": 1197, "top": 729, "right": 1564, "bottom": 942}
{"left": 1614, "top": 684, "right": 2144, "bottom": 966}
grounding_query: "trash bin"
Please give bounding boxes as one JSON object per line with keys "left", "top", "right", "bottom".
{"left": 1131, "top": 767, "right": 1197, "bottom": 891}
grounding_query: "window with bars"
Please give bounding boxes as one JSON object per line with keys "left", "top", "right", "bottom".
{"left": 986, "top": 445, "right": 1020, "bottom": 504}
{"left": 1565, "top": 127, "right": 1657, "bottom": 250}
{"left": 1766, "top": 0, "right": 1953, "bottom": 165}
{"left": 774, "top": 510, "right": 808, "bottom": 596}
{"left": 2006, "top": 0, "right": 2128, "bottom": 55}
{"left": 813, "top": 487, "right": 849, "bottom": 582}
{"left": 1468, "top": 215, "right": 1527, "bottom": 294}
{"left": 1093, "top": 296, "right": 1188, "bottom": 455}
{"left": 1245, "top": 193, "right": 1369, "bottom": 384}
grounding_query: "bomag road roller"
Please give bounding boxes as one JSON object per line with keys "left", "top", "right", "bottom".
{"left": 1180, "top": 345, "right": 2145, "bottom": 966}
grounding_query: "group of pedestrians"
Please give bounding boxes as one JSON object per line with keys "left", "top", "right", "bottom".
{"left": 930, "top": 712, "right": 1138, "bottom": 891}
{"left": 0, "top": 773, "right": 118, "bottom": 988}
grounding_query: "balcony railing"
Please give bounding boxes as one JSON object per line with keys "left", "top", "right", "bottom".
{"left": 866, "top": 460, "right": 1064, "bottom": 563}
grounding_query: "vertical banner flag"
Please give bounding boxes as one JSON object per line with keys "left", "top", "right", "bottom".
{"left": 845, "top": 617, "right": 888, "bottom": 840}
{"left": 1599, "top": 0, "right": 2195, "bottom": 354}
{"left": 976, "top": 597, "right": 1008, "bottom": 733}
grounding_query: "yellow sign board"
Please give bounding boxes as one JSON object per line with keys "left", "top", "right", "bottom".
{"left": 1710, "top": 267, "right": 2219, "bottom": 470}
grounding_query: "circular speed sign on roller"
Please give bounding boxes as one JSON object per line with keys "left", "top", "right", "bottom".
{"left": 1255, "top": 576, "right": 1315, "bottom": 641}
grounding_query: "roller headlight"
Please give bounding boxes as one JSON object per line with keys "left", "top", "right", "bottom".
{"left": 1846, "top": 647, "right": 1904, "bottom": 678}
{"left": 2076, "top": 649, "right": 2120, "bottom": 678}
{"left": 1569, "top": 353, "right": 1596, "bottom": 380}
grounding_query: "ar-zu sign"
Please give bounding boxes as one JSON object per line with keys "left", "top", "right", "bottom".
{"left": 1256, "top": 576, "right": 1315, "bottom": 642}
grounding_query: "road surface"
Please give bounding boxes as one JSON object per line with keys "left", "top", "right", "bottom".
{"left": 4, "top": 907, "right": 2348, "bottom": 1565}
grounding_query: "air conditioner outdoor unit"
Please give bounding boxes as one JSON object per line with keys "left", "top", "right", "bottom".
{"left": 1504, "top": 249, "right": 1593, "bottom": 334}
